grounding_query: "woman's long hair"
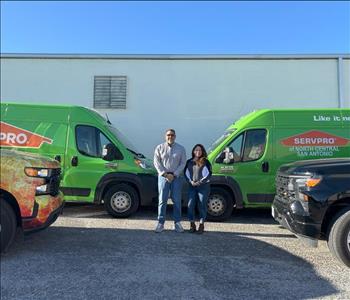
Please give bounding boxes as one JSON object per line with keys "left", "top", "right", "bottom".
{"left": 191, "top": 144, "right": 207, "bottom": 166}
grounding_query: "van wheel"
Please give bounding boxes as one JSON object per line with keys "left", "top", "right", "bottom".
{"left": 327, "top": 208, "right": 350, "bottom": 267}
{"left": 1, "top": 200, "right": 17, "bottom": 253}
{"left": 104, "top": 184, "right": 139, "bottom": 218}
{"left": 206, "top": 187, "right": 234, "bottom": 222}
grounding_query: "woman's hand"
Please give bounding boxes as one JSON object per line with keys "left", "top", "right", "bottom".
{"left": 191, "top": 181, "right": 200, "bottom": 186}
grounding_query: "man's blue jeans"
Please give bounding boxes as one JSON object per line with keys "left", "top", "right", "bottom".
{"left": 158, "top": 176, "right": 183, "bottom": 224}
{"left": 187, "top": 184, "right": 210, "bottom": 223}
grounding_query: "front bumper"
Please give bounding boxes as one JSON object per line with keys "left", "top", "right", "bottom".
{"left": 22, "top": 192, "right": 65, "bottom": 232}
{"left": 272, "top": 197, "right": 322, "bottom": 245}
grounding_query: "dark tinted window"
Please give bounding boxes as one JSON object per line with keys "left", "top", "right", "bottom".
{"left": 76, "top": 126, "right": 98, "bottom": 157}
{"left": 76, "top": 125, "right": 123, "bottom": 159}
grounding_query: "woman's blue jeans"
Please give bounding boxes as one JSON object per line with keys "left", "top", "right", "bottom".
{"left": 158, "top": 176, "right": 183, "bottom": 224}
{"left": 187, "top": 184, "right": 210, "bottom": 223}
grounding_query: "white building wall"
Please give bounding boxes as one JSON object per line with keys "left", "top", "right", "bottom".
{"left": 1, "top": 56, "right": 349, "bottom": 157}
{"left": 343, "top": 59, "right": 350, "bottom": 107}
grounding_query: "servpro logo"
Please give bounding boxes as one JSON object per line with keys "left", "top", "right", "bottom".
{"left": 0, "top": 122, "right": 53, "bottom": 148}
{"left": 281, "top": 130, "right": 349, "bottom": 147}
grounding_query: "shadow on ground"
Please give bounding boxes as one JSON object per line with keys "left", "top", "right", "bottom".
{"left": 1, "top": 225, "right": 339, "bottom": 300}
{"left": 62, "top": 203, "right": 277, "bottom": 225}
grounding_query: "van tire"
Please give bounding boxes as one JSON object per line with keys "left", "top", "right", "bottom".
{"left": 1, "top": 200, "right": 17, "bottom": 253}
{"left": 104, "top": 184, "right": 140, "bottom": 218}
{"left": 206, "top": 187, "right": 234, "bottom": 222}
{"left": 327, "top": 208, "right": 350, "bottom": 267}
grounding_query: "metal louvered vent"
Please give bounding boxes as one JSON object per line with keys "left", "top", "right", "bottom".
{"left": 94, "top": 76, "right": 127, "bottom": 109}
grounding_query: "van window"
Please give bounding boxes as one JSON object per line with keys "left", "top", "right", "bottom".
{"left": 226, "top": 133, "right": 244, "bottom": 161}
{"left": 242, "top": 129, "right": 267, "bottom": 162}
{"left": 76, "top": 125, "right": 123, "bottom": 159}
{"left": 76, "top": 126, "right": 97, "bottom": 157}
{"left": 219, "top": 129, "right": 267, "bottom": 163}
{"left": 208, "top": 128, "right": 236, "bottom": 153}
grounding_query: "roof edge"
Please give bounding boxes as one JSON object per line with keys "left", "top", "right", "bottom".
{"left": 1, "top": 53, "right": 350, "bottom": 60}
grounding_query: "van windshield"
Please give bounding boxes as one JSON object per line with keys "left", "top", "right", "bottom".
{"left": 208, "top": 129, "right": 236, "bottom": 154}
{"left": 108, "top": 126, "right": 145, "bottom": 158}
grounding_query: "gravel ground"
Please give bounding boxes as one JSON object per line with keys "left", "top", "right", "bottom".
{"left": 1, "top": 204, "right": 350, "bottom": 300}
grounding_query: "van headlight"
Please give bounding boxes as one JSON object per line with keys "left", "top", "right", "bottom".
{"left": 134, "top": 159, "right": 152, "bottom": 170}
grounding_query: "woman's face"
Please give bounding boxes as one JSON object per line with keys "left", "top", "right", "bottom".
{"left": 193, "top": 146, "right": 203, "bottom": 158}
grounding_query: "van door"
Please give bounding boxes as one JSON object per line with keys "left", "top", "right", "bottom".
{"left": 214, "top": 128, "right": 275, "bottom": 207}
{"left": 61, "top": 124, "right": 124, "bottom": 202}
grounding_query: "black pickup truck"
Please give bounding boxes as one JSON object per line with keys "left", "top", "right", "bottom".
{"left": 272, "top": 158, "right": 350, "bottom": 267}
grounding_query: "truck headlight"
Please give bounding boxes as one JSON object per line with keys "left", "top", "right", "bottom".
{"left": 291, "top": 176, "right": 322, "bottom": 214}
{"left": 25, "top": 167, "right": 50, "bottom": 178}
{"left": 305, "top": 178, "right": 321, "bottom": 187}
{"left": 36, "top": 184, "right": 48, "bottom": 195}
{"left": 294, "top": 178, "right": 310, "bottom": 211}
{"left": 295, "top": 176, "right": 322, "bottom": 192}
{"left": 295, "top": 178, "right": 309, "bottom": 193}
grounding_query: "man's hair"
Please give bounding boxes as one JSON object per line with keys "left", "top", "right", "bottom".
{"left": 165, "top": 129, "right": 176, "bottom": 135}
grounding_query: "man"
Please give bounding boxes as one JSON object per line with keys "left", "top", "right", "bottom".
{"left": 154, "top": 129, "right": 186, "bottom": 233}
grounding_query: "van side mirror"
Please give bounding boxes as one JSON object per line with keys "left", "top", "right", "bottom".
{"left": 102, "top": 143, "right": 117, "bottom": 161}
{"left": 216, "top": 147, "right": 235, "bottom": 164}
{"left": 215, "top": 152, "right": 225, "bottom": 163}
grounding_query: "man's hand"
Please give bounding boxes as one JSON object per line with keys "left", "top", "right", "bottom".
{"left": 165, "top": 173, "right": 174, "bottom": 182}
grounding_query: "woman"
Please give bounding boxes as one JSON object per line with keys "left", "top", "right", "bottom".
{"left": 184, "top": 144, "right": 212, "bottom": 234}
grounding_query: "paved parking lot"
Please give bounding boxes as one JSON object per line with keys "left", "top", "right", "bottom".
{"left": 1, "top": 204, "right": 350, "bottom": 300}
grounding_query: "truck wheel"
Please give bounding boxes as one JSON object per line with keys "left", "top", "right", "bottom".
{"left": 327, "top": 208, "right": 350, "bottom": 267}
{"left": 206, "top": 187, "right": 234, "bottom": 222}
{"left": 1, "top": 200, "right": 17, "bottom": 253}
{"left": 104, "top": 184, "right": 140, "bottom": 218}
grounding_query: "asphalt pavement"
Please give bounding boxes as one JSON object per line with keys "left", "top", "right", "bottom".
{"left": 1, "top": 204, "right": 350, "bottom": 300}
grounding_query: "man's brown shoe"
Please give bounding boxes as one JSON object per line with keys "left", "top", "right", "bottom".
{"left": 189, "top": 222, "right": 196, "bottom": 233}
{"left": 197, "top": 223, "right": 204, "bottom": 234}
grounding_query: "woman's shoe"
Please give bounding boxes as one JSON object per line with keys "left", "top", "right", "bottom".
{"left": 197, "top": 223, "right": 204, "bottom": 234}
{"left": 189, "top": 222, "right": 196, "bottom": 233}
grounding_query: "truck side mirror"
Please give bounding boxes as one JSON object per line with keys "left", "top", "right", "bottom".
{"left": 102, "top": 143, "right": 117, "bottom": 161}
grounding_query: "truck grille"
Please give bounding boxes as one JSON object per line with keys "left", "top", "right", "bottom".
{"left": 47, "top": 168, "right": 61, "bottom": 196}
{"left": 275, "top": 173, "right": 296, "bottom": 202}
{"left": 50, "top": 168, "right": 61, "bottom": 177}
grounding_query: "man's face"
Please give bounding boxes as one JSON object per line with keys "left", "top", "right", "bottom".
{"left": 165, "top": 130, "right": 176, "bottom": 145}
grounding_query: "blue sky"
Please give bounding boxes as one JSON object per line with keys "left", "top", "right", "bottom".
{"left": 1, "top": 1, "right": 349, "bottom": 54}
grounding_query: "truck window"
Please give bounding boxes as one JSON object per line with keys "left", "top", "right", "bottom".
{"left": 242, "top": 129, "right": 267, "bottom": 162}
{"left": 76, "top": 125, "right": 122, "bottom": 159}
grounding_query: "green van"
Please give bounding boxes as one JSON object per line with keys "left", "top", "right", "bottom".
{"left": 0, "top": 103, "right": 157, "bottom": 218}
{"left": 206, "top": 109, "right": 350, "bottom": 221}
